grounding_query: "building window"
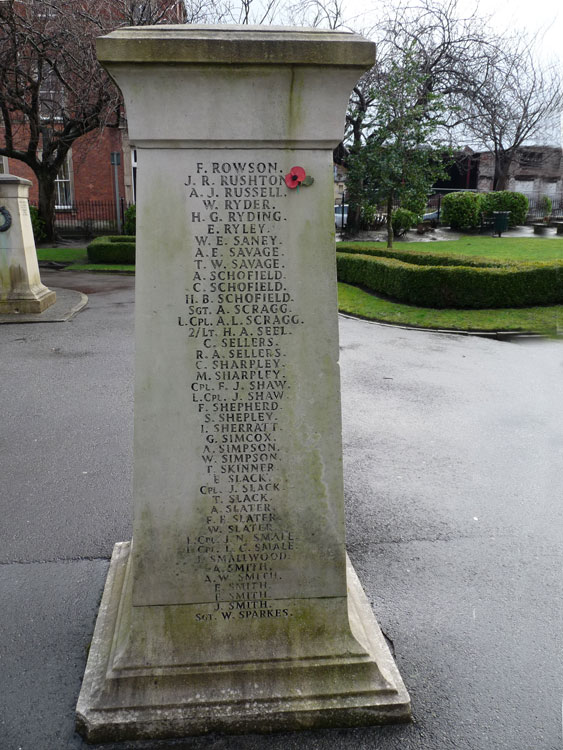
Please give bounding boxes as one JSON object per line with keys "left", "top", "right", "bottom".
{"left": 36, "top": 1, "right": 57, "bottom": 19}
{"left": 519, "top": 151, "right": 543, "bottom": 167}
{"left": 132, "top": 148, "right": 137, "bottom": 203}
{"left": 55, "top": 153, "right": 73, "bottom": 208}
{"left": 39, "top": 64, "right": 64, "bottom": 122}
{"left": 0, "top": 156, "right": 8, "bottom": 174}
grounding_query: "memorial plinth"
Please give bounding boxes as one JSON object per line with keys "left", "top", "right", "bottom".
{"left": 0, "top": 175, "right": 56, "bottom": 314}
{"left": 77, "top": 26, "right": 410, "bottom": 742}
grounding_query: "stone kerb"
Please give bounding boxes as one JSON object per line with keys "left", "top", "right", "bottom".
{"left": 76, "top": 25, "right": 410, "bottom": 742}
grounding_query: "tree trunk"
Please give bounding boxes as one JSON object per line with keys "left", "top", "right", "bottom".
{"left": 493, "top": 152, "right": 512, "bottom": 191}
{"left": 386, "top": 192, "right": 393, "bottom": 248}
{"left": 347, "top": 203, "right": 361, "bottom": 233}
{"left": 38, "top": 175, "right": 57, "bottom": 243}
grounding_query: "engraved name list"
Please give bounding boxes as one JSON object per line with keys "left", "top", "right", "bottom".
{"left": 179, "top": 158, "right": 302, "bottom": 622}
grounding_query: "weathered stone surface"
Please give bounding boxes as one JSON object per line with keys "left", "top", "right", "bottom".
{"left": 77, "top": 26, "right": 410, "bottom": 741}
{"left": 130, "top": 147, "right": 344, "bottom": 610}
{"left": 97, "top": 27, "right": 374, "bottom": 150}
{"left": 96, "top": 25, "right": 376, "bottom": 66}
{"left": 76, "top": 543, "right": 410, "bottom": 742}
{"left": 0, "top": 175, "right": 56, "bottom": 314}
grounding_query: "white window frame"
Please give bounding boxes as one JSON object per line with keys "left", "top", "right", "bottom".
{"left": 131, "top": 148, "right": 137, "bottom": 203}
{"left": 54, "top": 152, "right": 74, "bottom": 209}
{"left": 39, "top": 64, "right": 64, "bottom": 122}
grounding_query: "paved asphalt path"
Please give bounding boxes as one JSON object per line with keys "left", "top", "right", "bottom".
{"left": 1, "top": 270, "right": 562, "bottom": 750}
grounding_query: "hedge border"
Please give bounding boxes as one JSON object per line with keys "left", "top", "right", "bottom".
{"left": 337, "top": 242, "right": 514, "bottom": 269}
{"left": 336, "top": 251, "right": 563, "bottom": 309}
{"left": 440, "top": 191, "right": 529, "bottom": 229}
{"left": 87, "top": 235, "right": 136, "bottom": 265}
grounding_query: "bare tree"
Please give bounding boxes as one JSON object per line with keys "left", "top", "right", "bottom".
{"left": 101, "top": 0, "right": 186, "bottom": 25}
{"left": 0, "top": 0, "right": 356, "bottom": 241}
{"left": 462, "top": 41, "right": 562, "bottom": 189}
{"left": 207, "top": 0, "right": 281, "bottom": 25}
{"left": 223, "top": 0, "right": 347, "bottom": 27}
{"left": 287, "top": 0, "right": 346, "bottom": 30}
{"left": 375, "top": 0, "right": 499, "bottom": 124}
{"left": 341, "top": 0, "right": 562, "bottom": 196}
{"left": 0, "top": 0, "right": 186, "bottom": 240}
{"left": 345, "top": 0, "right": 503, "bottom": 148}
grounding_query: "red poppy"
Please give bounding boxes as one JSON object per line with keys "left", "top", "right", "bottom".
{"left": 285, "top": 166, "right": 306, "bottom": 189}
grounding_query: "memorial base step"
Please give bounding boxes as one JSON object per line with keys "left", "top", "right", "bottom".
{"left": 76, "top": 541, "right": 411, "bottom": 742}
{"left": 0, "top": 287, "right": 56, "bottom": 313}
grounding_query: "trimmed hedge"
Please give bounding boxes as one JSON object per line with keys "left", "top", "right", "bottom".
{"left": 29, "top": 205, "right": 46, "bottom": 244}
{"left": 337, "top": 242, "right": 512, "bottom": 269}
{"left": 441, "top": 192, "right": 483, "bottom": 229}
{"left": 124, "top": 204, "right": 136, "bottom": 235}
{"left": 87, "top": 235, "right": 136, "bottom": 264}
{"left": 441, "top": 190, "right": 529, "bottom": 229}
{"left": 480, "top": 191, "right": 528, "bottom": 226}
{"left": 337, "top": 251, "right": 563, "bottom": 309}
{"left": 392, "top": 208, "right": 419, "bottom": 237}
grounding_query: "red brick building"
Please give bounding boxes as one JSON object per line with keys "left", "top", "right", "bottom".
{"left": 1, "top": 125, "right": 134, "bottom": 233}
{"left": 0, "top": 0, "right": 186, "bottom": 236}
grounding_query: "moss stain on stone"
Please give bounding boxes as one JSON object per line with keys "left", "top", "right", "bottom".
{"left": 287, "top": 67, "right": 305, "bottom": 142}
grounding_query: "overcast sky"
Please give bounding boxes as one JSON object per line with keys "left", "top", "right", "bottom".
{"left": 343, "top": 0, "right": 561, "bottom": 62}
{"left": 473, "top": 0, "right": 560, "bottom": 62}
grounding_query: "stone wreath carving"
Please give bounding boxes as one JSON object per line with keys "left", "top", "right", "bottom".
{"left": 0, "top": 206, "right": 12, "bottom": 232}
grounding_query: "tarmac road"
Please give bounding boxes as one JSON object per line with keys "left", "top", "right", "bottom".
{"left": 1, "top": 270, "right": 562, "bottom": 750}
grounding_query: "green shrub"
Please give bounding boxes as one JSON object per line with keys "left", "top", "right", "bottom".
{"left": 87, "top": 235, "right": 136, "bottom": 264}
{"left": 336, "top": 251, "right": 563, "bottom": 309}
{"left": 401, "top": 193, "right": 427, "bottom": 218}
{"left": 29, "top": 205, "right": 46, "bottom": 244}
{"left": 441, "top": 192, "right": 483, "bottom": 229}
{"left": 337, "top": 243, "right": 508, "bottom": 268}
{"left": 359, "top": 203, "right": 386, "bottom": 230}
{"left": 539, "top": 195, "right": 552, "bottom": 217}
{"left": 124, "top": 204, "right": 136, "bottom": 235}
{"left": 480, "top": 191, "right": 529, "bottom": 226}
{"left": 392, "top": 208, "right": 419, "bottom": 237}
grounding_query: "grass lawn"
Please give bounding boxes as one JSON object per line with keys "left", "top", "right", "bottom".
{"left": 38, "top": 238, "right": 563, "bottom": 333}
{"left": 337, "top": 235, "right": 563, "bottom": 334}
{"left": 36, "top": 247, "right": 88, "bottom": 263}
{"left": 71, "top": 264, "right": 135, "bottom": 273}
{"left": 341, "top": 236, "right": 563, "bottom": 262}
{"left": 37, "top": 247, "right": 134, "bottom": 273}
{"left": 338, "top": 283, "right": 562, "bottom": 335}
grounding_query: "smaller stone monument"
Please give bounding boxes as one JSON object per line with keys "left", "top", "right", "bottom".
{"left": 0, "top": 175, "right": 56, "bottom": 314}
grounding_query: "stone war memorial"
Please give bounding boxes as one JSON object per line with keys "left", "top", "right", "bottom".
{"left": 76, "top": 26, "right": 411, "bottom": 741}
{"left": 0, "top": 175, "right": 56, "bottom": 314}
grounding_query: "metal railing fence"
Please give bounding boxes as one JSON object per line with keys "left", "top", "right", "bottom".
{"left": 34, "top": 193, "right": 563, "bottom": 237}
{"left": 525, "top": 197, "right": 563, "bottom": 221}
{"left": 31, "top": 199, "right": 133, "bottom": 238}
